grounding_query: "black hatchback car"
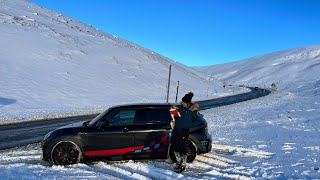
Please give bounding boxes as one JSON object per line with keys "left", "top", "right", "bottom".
{"left": 42, "top": 103, "right": 212, "bottom": 165}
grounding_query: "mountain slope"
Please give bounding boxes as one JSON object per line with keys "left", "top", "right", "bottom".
{"left": 0, "top": 0, "right": 225, "bottom": 121}
{"left": 196, "top": 46, "right": 320, "bottom": 95}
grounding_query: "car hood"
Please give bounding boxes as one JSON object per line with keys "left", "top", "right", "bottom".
{"left": 58, "top": 121, "right": 86, "bottom": 130}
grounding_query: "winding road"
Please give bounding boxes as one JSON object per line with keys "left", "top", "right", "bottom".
{"left": 0, "top": 87, "right": 271, "bottom": 150}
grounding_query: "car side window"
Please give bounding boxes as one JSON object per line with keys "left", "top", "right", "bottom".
{"left": 137, "top": 108, "right": 171, "bottom": 125}
{"left": 107, "top": 110, "right": 136, "bottom": 126}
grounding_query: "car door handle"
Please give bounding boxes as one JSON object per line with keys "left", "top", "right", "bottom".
{"left": 164, "top": 125, "right": 171, "bottom": 130}
{"left": 122, "top": 127, "right": 129, "bottom": 132}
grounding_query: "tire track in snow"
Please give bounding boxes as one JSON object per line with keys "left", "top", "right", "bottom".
{"left": 200, "top": 153, "right": 239, "bottom": 164}
{"left": 113, "top": 162, "right": 182, "bottom": 180}
{"left": 56, "top": 164, "right": 122, "bottom": 180}
{"left": 184, "top": 160, "right": 252, "bottom": 180}
{"left": 192, "top": 158, "right": 254, "bottom": 179}
{"left": 195, "top": 155, "right": 232, "bottom": 168}
{"left": 89, "top": 162, "right": 147, "bottom": 180}
{"left": 212, "top": 144, "right": 275, "bottom": 159}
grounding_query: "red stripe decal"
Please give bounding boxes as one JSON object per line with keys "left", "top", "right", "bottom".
{"left": 149, "top": 140, "right": 156, "bottom": 147}
{"left": 160, "top": 135, "right": 168, "bottom": 143}
{"left": 145, "top": 149, "right": 153, "bottom": 153}
{"left": 84, "top": 145, "right": 144, "bottom": 156}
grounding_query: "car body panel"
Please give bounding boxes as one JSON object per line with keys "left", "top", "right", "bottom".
{"left": 132, "top": 123, "right": 171, "bottom": 159}
{"left": 82, "top": 125, "right": 135, "bottom": 157}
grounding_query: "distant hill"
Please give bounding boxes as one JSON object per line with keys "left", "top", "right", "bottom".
{"left": 195, "top": 46, "right": 320, "bottom": 95}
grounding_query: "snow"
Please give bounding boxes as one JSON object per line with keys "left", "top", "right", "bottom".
{"left": 1, "top": 0, "right": 320, "bottom": 179}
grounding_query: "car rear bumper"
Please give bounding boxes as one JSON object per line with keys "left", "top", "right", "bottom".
{"left": 197, "top": 136, "right": 212, "bottom": 154}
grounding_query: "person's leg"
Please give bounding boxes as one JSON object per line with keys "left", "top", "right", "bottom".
{"left": 180, "top": 129, "right": 190, "bottom": 169}
{"left": 174, "top": 151, "right": 181, "bottom": 167}
{"left": 171, "top": 128, "right": 182, "bottom": 168}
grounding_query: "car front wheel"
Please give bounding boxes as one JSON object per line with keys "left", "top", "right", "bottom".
{"left": 50, "top": 141, "right": 82, "bottom": 165}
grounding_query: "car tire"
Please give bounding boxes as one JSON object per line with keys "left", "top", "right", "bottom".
{"left": 50, "top": 141, "right": 82, "bottom": 165}
{"left": 169, "top": 140, "right": 197, "bottom": 163}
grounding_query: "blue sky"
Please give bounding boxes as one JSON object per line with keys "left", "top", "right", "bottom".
{"left": 32, "top": 0, "right": 320, "bottom": 66}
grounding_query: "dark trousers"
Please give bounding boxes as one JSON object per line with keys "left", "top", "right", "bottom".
{"left": 171, "top": 128, "right": 189, "bottom": 155}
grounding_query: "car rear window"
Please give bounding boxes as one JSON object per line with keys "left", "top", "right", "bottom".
{"left": 136, "top": 108, "right": 171, "bottom": 125}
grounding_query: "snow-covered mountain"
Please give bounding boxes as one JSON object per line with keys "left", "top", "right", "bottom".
{"left": 196, "top": 46, "right": 320, "bottom": 95}
{"left": 0, "top": 0, "right": 228, "bottom": 121}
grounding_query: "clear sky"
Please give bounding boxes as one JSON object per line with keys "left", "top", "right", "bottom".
{"left": 31, "top": 0, "right": 320, "bottom": 66}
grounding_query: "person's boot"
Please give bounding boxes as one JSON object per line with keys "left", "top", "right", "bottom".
{"left": 174, "top": 151, "right": 181, "bottom": 163}
{"left": 173, "top": 151, "right": 181, "bottom": 170}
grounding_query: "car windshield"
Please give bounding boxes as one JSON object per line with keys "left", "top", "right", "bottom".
{"left": 88, "top": 107, "right": 114, "bottom": 126}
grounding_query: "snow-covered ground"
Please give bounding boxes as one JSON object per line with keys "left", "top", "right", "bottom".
{"left": 1, "top": 89, "right": 319, "bottom": 179}
{"left": 206, "top": 90, "right": 320, "bottom": 179}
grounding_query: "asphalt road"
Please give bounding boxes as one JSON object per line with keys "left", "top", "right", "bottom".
{"left": 0, "top": 87, "right": 271, "bottom": 150}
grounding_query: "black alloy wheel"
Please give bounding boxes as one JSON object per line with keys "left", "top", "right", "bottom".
{"left": 51, "top": 141, "right": 82, "bottom": 165}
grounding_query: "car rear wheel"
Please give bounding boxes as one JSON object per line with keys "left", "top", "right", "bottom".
{"left": 169, "top": 140, "right": 197, "bottom": 163}
{"left": 50, "top": 141, "right": 82, "bottom": 165}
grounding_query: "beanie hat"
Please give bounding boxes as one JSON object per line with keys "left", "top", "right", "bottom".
{"left": 182, "top": 92, "right": 194, "bottom": 103}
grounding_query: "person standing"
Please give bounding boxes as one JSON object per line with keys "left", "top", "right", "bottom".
{"left": 171, "top": 92, "right": 201, "bottom": 172}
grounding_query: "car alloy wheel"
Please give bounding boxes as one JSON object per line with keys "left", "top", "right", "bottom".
{"left": 50, "top": 141, "right": 82, "bottom": 165}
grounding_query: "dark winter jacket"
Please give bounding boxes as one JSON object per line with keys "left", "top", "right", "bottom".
{"left": 175, "top": 103, "right": 202, "bottom": 129}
